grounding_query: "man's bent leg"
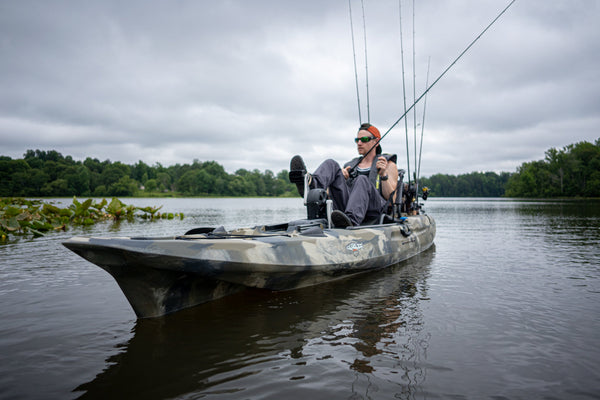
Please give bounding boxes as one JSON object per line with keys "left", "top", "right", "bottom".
{"left": 344, "top": 176, "right": 387, "bottom": 225}
{"left": 312, "top": 159, "right": 350, "bottom": 211}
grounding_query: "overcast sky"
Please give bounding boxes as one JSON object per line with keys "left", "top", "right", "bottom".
{"left": 1, "top": 0, "right": 598, "bottom": 177}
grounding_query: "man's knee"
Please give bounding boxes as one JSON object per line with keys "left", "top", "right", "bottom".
{"left": 351, "top": 175, "right": 382, "bottom": 200}
{"left": 321, "top": 159, "right": 339, "bottom": 170}
{"left": 353, "top": 175, "right": 371, "bottom": 188}
{"left": 315, "top": 159, "right": 341, "bottom": 177}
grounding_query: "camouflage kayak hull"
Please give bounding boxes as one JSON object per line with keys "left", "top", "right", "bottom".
{"left": 63, "top": 214, "right": 435, "bottom": 318}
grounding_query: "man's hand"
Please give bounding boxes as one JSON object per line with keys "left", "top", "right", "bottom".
{"left": 343, "top": 166, "right": 351, "bottom": 179}
{"left": 376, "top": 156, "right": 388, "bottom": 176}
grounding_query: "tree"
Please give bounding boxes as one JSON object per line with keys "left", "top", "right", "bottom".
{"left": 41, "top": 179, "right": 70, "bottom": 196}
{"left": 0, "top": 159, "right": 30, "bottom": 196}
{"left": 156, "top": 172, "right": 172, "bottom": 192}
{"left": 101, "top": 162, "right": 130, "bottom": 187}
{"left": 107, "top": 176, "right": 138, "bottom": 196}
{"left": 132, "top": 160, "right": 154, "bottom": 183}
{"left": 177, "top": 170, "right": 206, "bottom": 195}
{"left": 26, "top": 169, "right": 51, "bottom": 196}
{"left": 144, "top": 179, "right": 158, "bottom": 192}
{"left": 63, "top": 165, "right": 91, "bottom": 195}
{"left": 506, "top": 139, "right": 600, "bottom": 197}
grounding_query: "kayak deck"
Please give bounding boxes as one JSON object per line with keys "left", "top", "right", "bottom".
{"left": 64, "top": 215, "right": 435, "bottom": 318}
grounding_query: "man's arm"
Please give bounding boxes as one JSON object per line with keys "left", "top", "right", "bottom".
{"left": 378, "top": 158, "right": 398, "bottom": 200}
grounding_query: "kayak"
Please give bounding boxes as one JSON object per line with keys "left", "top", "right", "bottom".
{"left": 63, "top": 214, "right": 435, "bottom": 318}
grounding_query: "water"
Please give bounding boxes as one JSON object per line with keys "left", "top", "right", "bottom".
{"left": 1, "top": 198, "right": 599, "bottom": 399}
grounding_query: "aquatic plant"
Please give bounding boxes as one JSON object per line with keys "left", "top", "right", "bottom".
{"left": 0, "top": 197, "right": 184, "bottom": 241}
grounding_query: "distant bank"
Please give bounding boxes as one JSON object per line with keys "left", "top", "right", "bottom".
{"left": 2, "top": 138, "right": 598, "bottom": 198}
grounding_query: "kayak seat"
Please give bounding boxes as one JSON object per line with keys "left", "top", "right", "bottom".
{"left": 360, "top": 213, "right": 395, "bottom": 226}
{"left": 360, "top": 168, "right": 407, "bottom": 226}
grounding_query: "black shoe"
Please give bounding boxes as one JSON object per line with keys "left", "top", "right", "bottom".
{"left": 331, "top": 210, "right": 353, "bottom": 228}
{"left": 289, "top": 155, "right": 308, "bottom": 197}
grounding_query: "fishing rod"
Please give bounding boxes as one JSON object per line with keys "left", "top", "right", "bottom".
{"left": 398, "top": 0, "right": 411, "bottom": 185}
{"left": 349, "top": 0, "right": 517, "bottom": 175}
{"left": 412, "top": 0, "right": 417, "bottom": 185}
{"left": 415, "top": 57, "right": 431, "bottom": 197}
{"left": 360, "top": 0, "right": 371, "bottom": 122}
{"left": 348, "top": 0, "right": 362, "bottom": 124}
{"left": 348, "top": 0, "right": 371, "bottom": 124}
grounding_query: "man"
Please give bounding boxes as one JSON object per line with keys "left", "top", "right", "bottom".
{"left": 289, "top": 123, "right": 398, "bottom": 227}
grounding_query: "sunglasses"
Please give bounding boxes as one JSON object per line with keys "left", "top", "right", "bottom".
{"left": 354, "top": 136, "right": 376, "bottom": 143}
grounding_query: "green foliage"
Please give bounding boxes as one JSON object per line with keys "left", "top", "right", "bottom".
{"left": 136, "top": 205, "right": 163, "bottom": 219}
{"left": 0, "top": 150, "right": 297, "bottom": 198}
{"left": 0, "top": 197, "right": 184, "bottom": 241}
{"left": 419, "top": 139, "right": 599, "bottom": 198}
{"left": 420, "top": 171, "right": 511, "bottom": 197}
{"left": 3, "top": 139, "right": 599, "bottom": 199}
{"left": 106, "top": 198, "right": 132, "bottom": 221}
{"left": 505, "top": 139, "right": 600, "bottom": 197}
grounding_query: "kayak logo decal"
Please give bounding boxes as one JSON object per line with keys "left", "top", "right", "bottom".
{"left": 346, "top": 242, "right": 363, "bottom": 255}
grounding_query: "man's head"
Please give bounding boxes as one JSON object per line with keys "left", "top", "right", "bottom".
{"left": 355, "top": 123, "right": 382, "bottom": 155}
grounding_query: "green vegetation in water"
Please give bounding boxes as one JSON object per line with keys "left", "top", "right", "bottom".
{"left": 0, "top": 197, "right": 184, "bottom": 241}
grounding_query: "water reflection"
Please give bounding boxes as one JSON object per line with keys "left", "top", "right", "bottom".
{"left": 74, "top": 246, "right": 435, "bottom": 399}
{"left": 345, "top": 257, "right": 431, "bottom": 399}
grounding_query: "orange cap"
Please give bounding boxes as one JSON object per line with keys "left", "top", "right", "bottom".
{"left": 359, "top": 123, "right": 380, "bottom": 139}
{"left": 358, "top": 123, "right": 382, "bottom": 154}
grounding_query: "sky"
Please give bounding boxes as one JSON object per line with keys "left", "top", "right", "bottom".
{"left": 1, "top": 0, "right": 599, "bottom": 177}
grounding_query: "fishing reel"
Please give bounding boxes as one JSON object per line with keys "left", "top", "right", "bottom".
{"left": 399, "top": 181, "right": 428, "bottom": 215}
{"left": 402, "top": 183, "right": 418, "bottom": 215}
{"left": 306, "top": 188, "right": 330, "bottom": 220}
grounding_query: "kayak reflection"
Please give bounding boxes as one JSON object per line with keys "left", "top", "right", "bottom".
{"left": 74, "top": 245, "right": 435, "bottom": 399}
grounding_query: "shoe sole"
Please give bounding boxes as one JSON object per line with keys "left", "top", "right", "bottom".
{"left": 331, "top": 210, "right": 352, "bottom": 228}
{"left": 289, "top": 155, "right": 306, "bottom": 183}
{"left": 289, "top": 155, "right": 307, "bottom": 197}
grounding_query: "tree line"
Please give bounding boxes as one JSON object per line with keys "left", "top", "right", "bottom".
{"left": 0, "top": 150, "right": 297, "bottom": 197}
{"left": 1, "top": 139, "right": 598, "bottom": 198}
{"left": 417, "top": 139, "right": 599, "bottom": 198}
{"left": 419, "top": 171, "right": 511, "bottom": 197}
{"left": 504, "top": 139, "right": 600, "bottom": 197}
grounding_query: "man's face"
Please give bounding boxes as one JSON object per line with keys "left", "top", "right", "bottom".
{"left": 355, "top": 129, "right": 377, "bottom": 155}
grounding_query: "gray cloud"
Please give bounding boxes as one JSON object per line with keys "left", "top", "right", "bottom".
{"left": 1, "top": 0, "right": 598, "bottom": 177}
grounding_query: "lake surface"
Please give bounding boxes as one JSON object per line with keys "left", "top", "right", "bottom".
{"left": 1, "top": 197, "right": 599, "bottom": 399}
